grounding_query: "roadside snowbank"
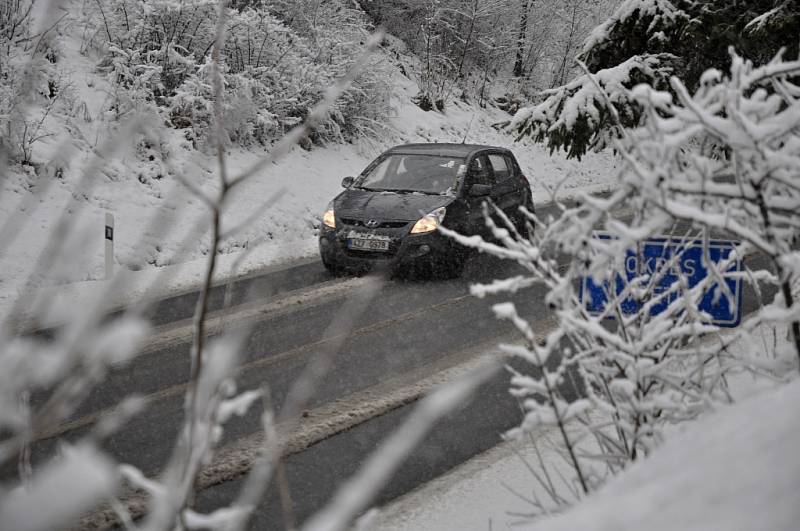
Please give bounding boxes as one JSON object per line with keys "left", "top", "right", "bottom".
{"left": 522, "top": 378, "right": 800, "bottom": 531}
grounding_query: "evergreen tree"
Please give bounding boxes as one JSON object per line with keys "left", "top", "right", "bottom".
{"left": 510, "top": 0, "right": 800, "bottom": 158}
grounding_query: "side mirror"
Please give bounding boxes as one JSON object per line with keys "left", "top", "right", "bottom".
{"left": 341, "top": 176, "right": 355, "bottom": 188}
{"left": 469, "top": 183, "right": 491, "bottom": 197}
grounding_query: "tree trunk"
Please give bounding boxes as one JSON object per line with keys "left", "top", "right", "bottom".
{"left": 513, "top": 0, "right": 530, "bottom": 78}
{"left": 456, "top": 0, "right": 478, "bottom": 80}
{"left": 551, "top": 2, "right": 578, "bottom": 88}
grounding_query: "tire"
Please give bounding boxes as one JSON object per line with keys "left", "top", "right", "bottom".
{"left": 322, "top": 255, "right": 344, "bottom": 276}
{"left": 516, "top": 193, "right": 534, "bottom": 239}
{"left": 515, "top": 215, "right": 532, "bottom": 240}
{"left": 439, "top": 249, "right": 466, "bottom": 279}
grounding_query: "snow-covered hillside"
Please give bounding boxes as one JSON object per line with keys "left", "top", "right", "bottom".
{"left": 0, "top": 24, "right": 618, "bottom": 313}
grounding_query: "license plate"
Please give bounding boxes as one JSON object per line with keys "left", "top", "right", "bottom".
{"left": 348, "top": 238, "right": 390, "bottom": 251}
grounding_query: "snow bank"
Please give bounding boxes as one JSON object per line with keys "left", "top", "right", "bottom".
{"left": 525, "top": 378, "right": 800, "bottom": 531}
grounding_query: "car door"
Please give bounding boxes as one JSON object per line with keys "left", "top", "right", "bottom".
{"left": 487, "top": 152, "right": 523, "bottom": 227}
{"left": 463, "top": 153, "right": 495, "bottom": 239}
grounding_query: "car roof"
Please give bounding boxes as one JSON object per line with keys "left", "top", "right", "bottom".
{"left": 384, "top": 143, "right": 511, "bottom": 158}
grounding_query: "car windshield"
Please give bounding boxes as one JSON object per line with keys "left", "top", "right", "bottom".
{"left": 357, "top": 154, "right": 465, "bottom": 195}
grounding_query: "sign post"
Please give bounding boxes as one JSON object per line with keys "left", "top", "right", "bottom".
{"left": 105, "top": 213, "right": 114, "bottom": 280}
{"left": 579, "top": 235, "right": 743, "bottom": 327}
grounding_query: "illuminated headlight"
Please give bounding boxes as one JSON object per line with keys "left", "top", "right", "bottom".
{"left": 322, "top": 203, "right": 336, "bottom": 228}
{"left": 410, "top": 207, "right": 446, "bottom": 234}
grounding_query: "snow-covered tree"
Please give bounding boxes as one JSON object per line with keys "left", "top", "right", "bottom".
{"left": 0, "top": 0, "right": 64, "bottom": 164}
{"left": 510, "top": 0, "right": 800, "bottom": 158}
{"left": 508, "top": 53, "right": 675, "bottom": 158}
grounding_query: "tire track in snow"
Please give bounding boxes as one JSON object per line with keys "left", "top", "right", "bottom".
{"left": 78, "top": 315, "right": 561, "bottom": 530}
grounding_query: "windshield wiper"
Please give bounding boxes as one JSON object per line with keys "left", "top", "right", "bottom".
{"left": 380, "top": 188, "right": 437, "bottom": 195}
{"left": 357, "top": 186, "right": 440, "bottom": 195}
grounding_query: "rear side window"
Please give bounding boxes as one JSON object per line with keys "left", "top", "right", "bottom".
{"left": 505, "top": 155, "right": 520, "bottom": 176}
{"left": 488, "top": 154, "right": 510, "bottom": 181}
{"left": 468, "top": 155, "right": 493, "bottom": 186}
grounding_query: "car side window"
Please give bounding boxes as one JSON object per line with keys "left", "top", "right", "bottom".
{"left": 468, "top": 155, "right": 493, "bottom": 186}
{"left": 488, "top": 154, "right": 510, "bottom": 182}
{"left": 506, "top": 155, "right": 520, "bottom": 176}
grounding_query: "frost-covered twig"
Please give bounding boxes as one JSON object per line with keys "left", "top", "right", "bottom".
{"left": 444, "top": 49, "right": 800, "bottom": 521}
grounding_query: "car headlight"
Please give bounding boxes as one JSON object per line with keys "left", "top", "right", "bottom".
{"left": 323, "top": 203, "right": 336, "bottom": 228}
{"left": 410, "top": 207, "right": 446, "bottom": 234}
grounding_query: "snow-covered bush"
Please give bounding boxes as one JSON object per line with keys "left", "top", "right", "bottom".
{"left": 444, "top": 50, "right": 800, "bottom": 512}
{"left": 170, "top": 56, "right": 283, "bottom": 148}
{"left": 80, "top": 0, "right": 214, "bottom": 118}
{"left": 82, "top": 0, "right": 392, "bottom": 147}
{"left": 227, "top": 0, "right": 393, "bottom": 145}
{"left": 169, "top": 7, "right": 325, "bottom": 147}
{"left": 397, "top": 0, "right": 504, "bottom": 111}
{"left": 0, "top": 0, "right": 64, "bottom": 164}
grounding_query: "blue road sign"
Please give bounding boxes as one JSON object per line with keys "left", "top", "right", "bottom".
{"left": 579, "top": 235, "right": 743, "bottom": 327}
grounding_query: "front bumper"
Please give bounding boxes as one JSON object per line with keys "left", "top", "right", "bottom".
{"left": 318, "top": 224, "right": 457, "bottom": 273}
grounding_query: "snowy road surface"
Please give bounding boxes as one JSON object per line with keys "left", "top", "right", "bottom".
{"left": 9, "top": 240, "right": 567, "bottom": 529}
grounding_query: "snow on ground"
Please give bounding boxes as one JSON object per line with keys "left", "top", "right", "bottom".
{"left": 370, "top": 326, "right": 798, "bottom": 531}
{"left": 0, "top": 28, "right": 618, "bottom": 316}
{"left": 521, "top": 379, "right": 800, "bottom": 531}
{"left": 366, "top": 426, "right": 572, "bottom": 531}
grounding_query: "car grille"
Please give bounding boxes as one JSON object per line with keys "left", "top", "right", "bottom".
{"left": 345, "top": 248, "right": 399, "bottom": 259}
{"left": 340, "top": 218, "right": 409, "bottom": 229}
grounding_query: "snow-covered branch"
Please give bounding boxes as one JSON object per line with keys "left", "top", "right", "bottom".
{"left": 447, "top": 48, "right": 800, "bottom": 521}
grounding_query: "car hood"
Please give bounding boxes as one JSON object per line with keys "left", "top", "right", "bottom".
{"left": 335, "top": 189, "right": 454, "bottom": 221}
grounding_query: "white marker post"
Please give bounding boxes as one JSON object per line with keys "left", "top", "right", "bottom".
{"left": 105, "top": 213, "right": 114, "bottom": 280}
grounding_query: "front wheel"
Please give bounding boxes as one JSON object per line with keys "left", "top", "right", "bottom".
{"left": 321, "top": 255, "right": 345, "bottom": 276}
{"left": 438, "top": 248, "right": 467, "bottom": 279}
{"left": 515, "top": 215, "right": 533, "bottom": 240}
{"left": 515, "top": 195, "right": 534, "bottom": 239}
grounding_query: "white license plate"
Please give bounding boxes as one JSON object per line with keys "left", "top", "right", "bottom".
{"left": 348, "top": 238, "right": 390, "bottom": 251}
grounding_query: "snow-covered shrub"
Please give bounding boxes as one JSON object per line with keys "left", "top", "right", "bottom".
{"left": 0, "top": 56, "right": 57, "bottom": 164}
{"left": 85, "top": 0, "right": 392, "bottom": 147}
{"left": 0, "top": 0, "right": 64, "bottom": 164}
{"left": 167, "top": 7, "right": 323, "bottom": 147}
{"left": 170, "top": 56, "right": 281, "bottom": 148}
{"left": 81, "top": 0, "right": 214, "bottom": 118}
{"left": 226, "top": 1, "right": 393, "bottom": 145}
{"left": 444, "top": 50, "right": 800, "bottom": 512}
{"left": 361, "top": 0, "right": 505, "bottom": 111}
{"left": 330, "top": 59, "right": 394, "bottom": 143}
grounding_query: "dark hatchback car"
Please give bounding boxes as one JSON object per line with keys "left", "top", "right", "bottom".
{"left": 319, "top": 143, "right": 533, "bottom": 277}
